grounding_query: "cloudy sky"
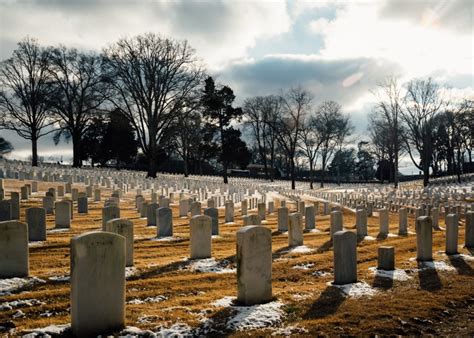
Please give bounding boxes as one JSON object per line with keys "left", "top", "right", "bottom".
{"left": 0, "top": 0, "right": 472, "bottom": 173}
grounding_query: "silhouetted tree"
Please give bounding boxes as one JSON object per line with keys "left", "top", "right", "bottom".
{"left": 102, "top": 111, "right": 138, "bottom": 168}
{"left": 329, "top": 148, "right": 355, "bottom": 180}
{"left": 81, "top": 116, "right": 108, "bottom": 166}
{"left": 0, "top": 37, "right": 55, "bottom": 166}
{"left": 0, "top": 136, "right": 13, "bottom": 158}
{"left": 201, "top": 76, "right": 243, "bottom": 183}
{"left": 103, "top": 33, "right": 204, "bottom": 178}
{"left": 355, "top": 141, "right": 376, "bottom": 181}
{"left": 221, "top": 127, "right": 251, "bottom": 169}
{"left": 49, "top": 46, "right": 107, "bottom": 167}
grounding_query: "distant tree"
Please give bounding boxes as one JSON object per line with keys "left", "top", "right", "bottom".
{"left": 102, "top": 110, "right": 138, "bottom": 168}
{"left": 201, "top": 76, "right": 243, "bottom": 183}
{"left": 48, "top": 46, "right": 107, "bottom": 167}
{"left": 81, "top": 116, "right": 108, "bottom": 166}
{"left": 268, "top": 87, "right": 312, "bottom": 189}
{"left": 355, "top": 141, "right": 376, "bottom": 181}
{"left": 243, "top": 95, "right": 282, "bottom": 181}
{"left": 0, "top": 37, "right": 55, "bottom": 166}
{"left": 402, "top": 78, "right": 445, "bottom": 186}
{"left": 375, "top": 159, "right": 394, "bottom": 182}
{"left": 103, "top": 33, "right": 204, "bottom": 178}
{"left": 313, "top": 101, "right": 351, "bottom": 187}
{"left": 0, "top": 136, "right": 13, "bottom": 158}
{"left": 298, "top": 115, "right": 321, "bottom": 189}
{"left": 221, "top": 127, "right": 251, "bottom": 169}
{"left": 328, "top": 148, "right": 355, "bottom": 180}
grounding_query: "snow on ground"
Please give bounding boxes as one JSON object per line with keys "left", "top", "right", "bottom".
{"left": 126, "top": 267, "right": 139, "bottom": 278}
{"left": 329, "top": 281, "right": 379, "bottom": 298}
{"left": 23, "top": 324, "right": 70, "bottom": 336}
{"left": 271, "top": 325, "right": 309, "bottom": 336}
{"left": 0, "top": 299, "right": 44, "bottom": 311}
{"left": 408, "top": 258, "right": 457, "bottom": 272}
{"left": 189, "top": 258, "right": 235, "bottom": 274}
{"left": 368, "top": 267, "right": 412, "bottom": 281}
{"left": 292, "top": 263, "right": 314, "bottom": 270}
{"left": 28, "top": 242, "right": 44, "bottom": 247}
{"left": 47, "top": 228, "right": 69, "bottom": 233}
{"left": 0, "top": 277, "right": 45, "bottom": 296}
{"left": 387, "top": 233, "right": 398, "bottom": 238}
{"left": 364, "top": 236, "right": 376, "bottom": 241}
{"left": 151, "top": 236, "right": 182, "bottom": 242}
{"left": 286, "top": 246, "right": 314, "bottom": 254}
{"left": 127, "top": 295, "right": 168, "bottom": 305}
{"left": 211, "top": 296, "right": 285, "bottom": 331}
{"left": 48, "top": 275, "right": 69, "bottom": 282}
{"left": 312, "top": 271, "right": 331, "bottom": 277}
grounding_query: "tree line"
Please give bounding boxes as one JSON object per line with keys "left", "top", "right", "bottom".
{"left": 0, "top": 35, "right": 472, "bottom": 187}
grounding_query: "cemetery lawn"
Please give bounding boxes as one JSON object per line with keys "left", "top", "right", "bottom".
{"left": 1, "top": 179, "right": 473, "bottom": 336}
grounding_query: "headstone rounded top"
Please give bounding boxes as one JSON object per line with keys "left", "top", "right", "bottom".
{"left": 191, "top": 214, "right": 211, "bottom": 222}
{"left": 237, "top": 225, "right": 271, "bottom": 235}
{"left": 333, "top": 230, "right": 356, "bottom": 239}
{"left": 72, "top": 230, "right": 125, "bottom": 245}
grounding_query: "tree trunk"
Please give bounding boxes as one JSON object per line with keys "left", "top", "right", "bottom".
{"left": 72, "top": 131, "right": 82, "bottom": 168}
{"left": 320, "top": 154, "right": 326, "bottom": 188}
{"left": 147, "top": 147, "right": 158, "bottom": 178}
{"left": 31, "top": 135, "right": 38, "bottom": 167}
{"left": 184, "top": 151, "right": 189, "bottom": 178}
{"left": 309, "top": 160, "right": 314, "bottom": 190}
{"left": 223, "top": 161, "right": 228, "bottom": 184}
{"left": 290, "top": 157, "right": 295, "bottom": 190}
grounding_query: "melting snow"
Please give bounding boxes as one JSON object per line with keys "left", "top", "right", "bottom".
{"left": 364, "top": 236, "right": 376, "bottom": 241}
{"left": 292, "top": 263, "right": 314, "bottom": 270}
{"left": 24, "top": 324, "right": 70, "bottom": 336}
{"left": 0, "top": 277, "right": 45, "bottom": 295}
{"left": 47, "top": 228, "right": 69, "bottom": 233}
{"left": 151, "top": 236, "right": 181, "bottom": 242}
{"left": 48, "top": 275, "right": 69, "bottom": 282}
{"left": 329, "top": 281, "right": 378, "bottom": 298}
{"left": 0, "top": 299, "right": 44, "bottom": 311}
{"left": 189, "top": 258, "right": 235, "bottom": 274}
{"left": 287, "top": 246, "right": 314, "bottom": 254}
{"left": 28, "top": 242, "right": 44, "bottom": 247}
{"left": 417, "top": 261, "right": 456, "bottom": 272}
{"left": 211, "top": 296, "right": 285, "bottom": 331}
{"left": 127, "top": 295, "right": 168, "bottom": 304}
{"left": 126, "top": 267, "right": 139, "bottom": 278}
{"left": 368, "top": 267, "right": 412, "bottom": 281}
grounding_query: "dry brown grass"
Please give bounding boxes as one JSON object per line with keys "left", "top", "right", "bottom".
{"left": 1, "top": 178, "right": 473, "bottom": 336}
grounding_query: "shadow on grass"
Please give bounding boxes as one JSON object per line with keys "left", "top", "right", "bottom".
{"left": 448, "top": 255, "right": 474, "bottom": 276}
{"left": 316, "top": 239, "right": 333, "bottom": 253}
{"left": 303, "top": 285, "right": 346, "bottom": 319}
{"left": 376, "top": 232, "right": 388, "bottom": 240}
{"left": 272, "top": 246, "right": 291, "bottom": 260}
{"left": 417, "top": 261, "right": 442, "bottom": 292}
{"left": 372, "top": 270, "right": 394, "bottom": 290}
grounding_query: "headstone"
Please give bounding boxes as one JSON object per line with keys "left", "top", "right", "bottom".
{"left": 21, "top": 186, "right": 28, "bottom": 200}
{"left": 355, "top": 208, "right": 367, "bottom": 237}
{"left": 140, "top": 202, "right": 148, "bottom": 218}
{"left": 57, "top": 185, "right": 65, "bottom": 197}
{"left": 25, "top": 207, "right": 46, "bottom": 241}
{"left": 55, "top": 201, "right": 71, "bottom": 228}
{"left": 305, "top": 206, "right": 315, "bottom": 230}
{"left": 379, "top": 208, "right": 389, "bottom": 235}
{"left": 431, "top": 207, "right": 440, "bottom": 230}
{"left": 102, "top": 206, "right": 120, "bottom": 230}
{"left": 277, "top": 207, "right": 288, "bottom": 232}
{"left": 0, "top": 200, "right": 12, "bottom": 221}
{"left": 330, "top": 210, "right": 343, "bottom": 238}
{"left": 241, "top": 199, "right": 248, "bottom": 216}
{"left": 190, "top": 215, "right": 212, "bottom": 259}
{"left": 236, "top": 226, "right": 272, "bottom": 305}
{"left": 70, "top": 232, "right": 125, "bottom": 337}
{"left": 398, "top": 208, "right": 408, "bottom": 235}
{"left": 225, "top": 201, "right": 234, "bottom": 223}
{"left": 333, "top": 230, "right": 357, "bottom": 285}
{"left": 204, "top": 207, "right": 219, "bottom": 235}
{"left": 190, "top": 201, "right": 201, "bottom": 217}
{"left": 288, "top": 212, "right": 303, "bottom": 246}
{"left": 43, "top": 196, "right": 54, "bottom": 214}
{"left": 416, "top": 216, "right": 432, "bottom": 261}
{"left": 242, "top": 214, "right": 261, "bottom": 226}
{"left": 465, "top": 211, "right": 474, "bottom": 248}
{"left": 146, "top": 202, "right": 159, "bottom": 226}
{"left": 445, "top": 214, "right": 458, "bottom": 255}
{"left": 257, "top": 202, "right": 266, "bottom": 221}
{"left": 94, "top": 189, "right": 101, "bottom": 202}
{"left": 157, "top": 207, "right": 173, "bottom": 237}
{"left": 78, "top": 196, "right": 88, "bottom": 214}
{"left": 377, "top": 246, "right": 395, "bottom": 270}
{"left": 179, "top": 199, "right": 189, "bottom": 217}
{"left": 105, "top": 218, "right": 134, "bottom": 266}
{"left": 0, "top": 220, "right": 29, "bottom": 278}
{"left": 10, "top": 192, "right": 20, "bottom": 220}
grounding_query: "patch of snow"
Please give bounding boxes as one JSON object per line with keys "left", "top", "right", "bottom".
{"left": 292, "top": 293, "right": 311, "bottom": 300}
{"left": 271, "top": 325, "right": 309, "bottom": 336}
{"left": 309, "top": 229, "right": 321, "bottom": 233}
{"left": 364, "top": 236, "right": 376, "bottom": 241}
{"left": 417, "top": 261, "right": 456, "bottom": 272}
{"left": 0, "top": 277, "right": 45, "bottom": 296}
{"left": 292, "top": 263, "right": 314, "bottom": 270}
{"left": 127, "top": 295, "right": 168, "bottom": 304}
{"left": 329, "top": 281, "right": 378, "bottom": 298}
{"left": 28, "top": 242, "right": 44, "bottom": 247}
{"left": 212, "top": 297, "right": 285, "bottom": 331}
{"left": 48, "top": 275, "right": 69, "bottom": 282}
{"left": 387, "top": 233, "right": 398, "bottom": 238}
{"left": 211, "top": 235, "right": 220, "bottom": 239}
{"left": 189, "top": 258, "right": 235, "bottom": 274}
{"left": 0, "top": 299, "right": 44, "bottom": 311}
{"left": 125, "top": 267, "right": 139, "bottom": 278}
{"left": 47, "top": 228, "right": 69, "bottom": 233}
{"left": 24, "top": 324, "right": 70, "bottom": 336}
{"left": 151, "top": 236, "right": 181, "bottom": 242}
{"left": 312, "top": 271, "right": 331, "bottom": 277}
{"left": 368, "top": 267, "right": 412, "bottom": 281}
{"left": 287, "top": 246, "right": 314, "bottom": 254}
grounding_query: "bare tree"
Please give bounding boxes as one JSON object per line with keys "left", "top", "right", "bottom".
{"left": 402, "top": 78, "right": 445, "bottom": 186}
{"left": 243, "top": 95, "right": 282, "bottom": 181}
{"left": 370, "top": 77, "right": 404, "bottom": 188}
{"left": 268, "top": 87, "right": 312, "bottom": 190}
{"left": 48, "top": 46, "right": 107, "bottom": 167}
{"left": 298, "top": 115, "right": 321, "bottom": 189}
{"left": 103, "top": 33, "right": 204, "bottom": 177}
{"left": 0, "top": 37, "right": 55, "bottom": 166}
{"left": 313, "top": 101, "right": 348, "bottom": 188}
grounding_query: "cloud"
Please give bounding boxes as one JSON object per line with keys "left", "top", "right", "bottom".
{"left": 0, "top": 0, "right": 291, "bottom": 67}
